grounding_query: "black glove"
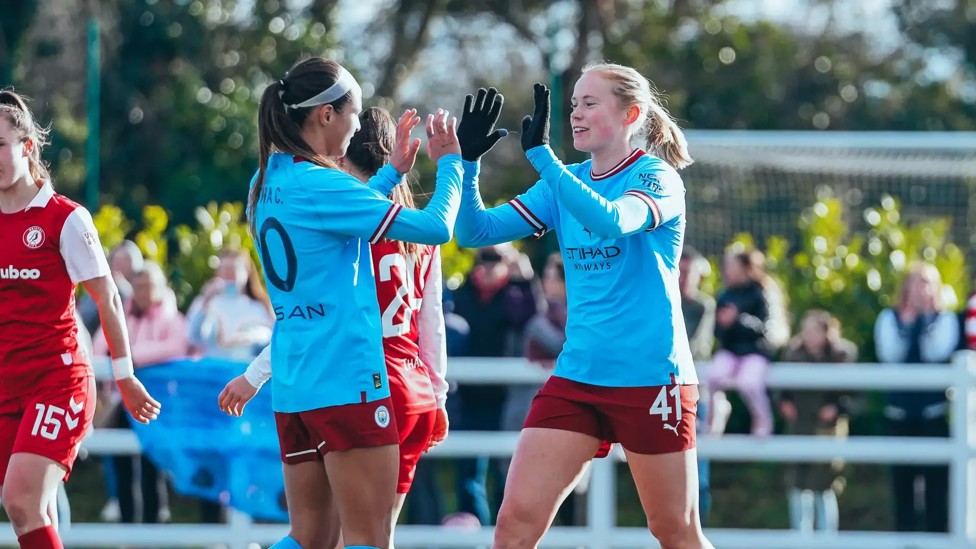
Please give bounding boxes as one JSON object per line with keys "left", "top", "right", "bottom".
{"left": 457, "top": 87, "right": 509, "bottom": 162}
{"left": 520, "top": 83, "right": 550, "bottom": 152}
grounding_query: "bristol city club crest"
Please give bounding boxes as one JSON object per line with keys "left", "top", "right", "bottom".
{"left": 22, "top": 226, "right": 46, "bottom": 249}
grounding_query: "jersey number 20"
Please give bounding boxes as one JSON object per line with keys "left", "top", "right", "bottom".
{"left": 378, "top": 252, "right": 429, "bottom": 338}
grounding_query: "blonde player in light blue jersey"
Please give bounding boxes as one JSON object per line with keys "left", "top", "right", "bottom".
{"left": 454, "top": 65, "right": 713, "bottom": 549}
{"left": 247, "top": 57, "right": 462, "bottom": 549}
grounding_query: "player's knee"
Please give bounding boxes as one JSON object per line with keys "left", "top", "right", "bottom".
{"left": 647, "top": 507, "right": 700, "bottom": 549}
{"left": 494, "top": 498, "right": 547, "bottom": 547}
{"left": 1, "top": 485, "right": 41, "bottom": 529}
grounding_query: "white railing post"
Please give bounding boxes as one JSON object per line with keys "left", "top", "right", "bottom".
{"left": 3, "top": 359, "right": 972, "bottom": 549}
{"left": 227, "top": 508, "right": 254, "bottom": 549}
{"left": 586, "top": 457, "right": 617, "bottom": 549}
{"left": 949, "top": 351, "right": 976, "bottom": 544}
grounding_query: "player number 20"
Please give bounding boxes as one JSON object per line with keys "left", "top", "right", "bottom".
{"left": 649, "top": 385, "right": 682, "bottom": 422}
{"left": 378, "top": 253, "right": 423, "bottom": 337}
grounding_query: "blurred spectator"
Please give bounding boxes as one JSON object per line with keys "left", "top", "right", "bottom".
{"left": 963, "top": 289, "right": 976, "bottom": 350}
{"left": 74, "top": 308, "right": 94, "bottom": 361}
{"left": 679, "top": 246, "right": 715, "bottom": 526}
{"left": 186, "top": 250, "right": 273, "bottom": 361}
{"left": 501, "top": 253, "right": 582, "bottom": 525}
{"left": 78, "top": 240, "right": 144, "bottom": 335}
{"left": 875, "top": 262, "right": 958, "bottom": 533}
{"left": 93, "top": 261, "right": 188, "bottom": 524}
{"left": 405, "top": 306, "right": 470, "bottom": 526}
{"left": 449, "top": 243, "right": 539, "bottom": 525}
{"left": 780, "top": 310, "right": 858, "bottom": 533}
{"left": 708, "top": 249, "right": 789, "bottom": 437}
{"left": 503, "top": 252, "right": 566, "bottom": 428}
{"left": 680, "top": 246, "right": 716, "bottom": 362}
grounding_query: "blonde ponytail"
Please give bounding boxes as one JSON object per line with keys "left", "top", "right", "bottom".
{"left": 644, "top": 102, "right": 693, "bottom": 170}
{"left": 582, "top": 62, "right": 693, "bottom": 170}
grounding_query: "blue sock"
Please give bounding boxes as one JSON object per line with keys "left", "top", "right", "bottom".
{"left": 269, "top": 536, "right": 303, "bottom": 549}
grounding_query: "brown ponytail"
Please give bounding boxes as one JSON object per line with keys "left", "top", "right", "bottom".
{"left": 0, "top": 89, "right": 52, "bottom": 185}
{"left": 249, "top": 58, "right": 355, "bottom": 236}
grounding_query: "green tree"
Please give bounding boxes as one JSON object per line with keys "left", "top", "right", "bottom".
{"left": 90, "top": 0, "right": 343, "bottom": 225}
{"left": 0, "top": 0, "right": 37, "bottom": 83}
{"left": 724, "top": 195, "right": 968, "bottom": 358}
{"left": 599, "top": 0, "right": 975, "bottom": 131}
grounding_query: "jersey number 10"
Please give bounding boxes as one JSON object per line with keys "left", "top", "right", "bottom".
{"left": 258, "top": 217, "right": 298, "bottom": 292}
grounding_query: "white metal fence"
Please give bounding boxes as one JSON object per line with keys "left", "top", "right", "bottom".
{"left": 2, "top": 353, "right": 975, "bottom": 549}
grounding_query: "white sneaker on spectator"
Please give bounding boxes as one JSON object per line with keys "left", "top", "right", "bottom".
{"left": 100, "top": 498, "right": 120, "bottom": 522}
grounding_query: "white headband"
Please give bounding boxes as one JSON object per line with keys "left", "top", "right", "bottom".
{"left": 285, "top": 66, "right": 360, "bottom": 110}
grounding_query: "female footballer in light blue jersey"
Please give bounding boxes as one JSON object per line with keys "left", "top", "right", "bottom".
{"left": 454, "top": 64, "right": 713, "bottom": 549}
{"left": 247, "top": 57, "right": 462, "bottom": 549}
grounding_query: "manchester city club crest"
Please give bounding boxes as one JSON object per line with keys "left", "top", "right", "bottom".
{"left": 374, "top": 405, "right": 390, "bottom": 428}
{"left": 22, "top": 226, "right": 46, "bottom": 249}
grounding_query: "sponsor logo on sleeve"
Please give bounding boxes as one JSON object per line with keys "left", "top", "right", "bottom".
{"left": 638, "top": 172, "right": 664, "bottom": 193}
{"left": 82, "top": 231, "right": 99, "bottom": 258}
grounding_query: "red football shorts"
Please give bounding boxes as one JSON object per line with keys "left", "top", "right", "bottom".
{"left": 0, "top": 372, "right": 96, "bottom": 482}
{"left": 274, "top": 396, "right": 399, "bottom": 464}
{"left": 523, "top": 376, "right": 698, "bottom": 457}
{"left": 395, "top": 409, "right": 436, "bottom": 494}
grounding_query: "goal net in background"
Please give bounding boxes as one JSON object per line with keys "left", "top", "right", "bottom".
{"left": 681, "top": 131, "right": 976, "bottom": 263}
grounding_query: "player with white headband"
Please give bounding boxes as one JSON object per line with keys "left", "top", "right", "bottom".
{"left": 241, "top": 57, "right": 464, "bottom": 549}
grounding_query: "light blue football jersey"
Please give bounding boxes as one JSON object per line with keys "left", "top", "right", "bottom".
{"left": 251, "top": 152, "right": 462, "bottom": 412}
{"left": 457, "top": 146, "right": 698, "bottom": 387}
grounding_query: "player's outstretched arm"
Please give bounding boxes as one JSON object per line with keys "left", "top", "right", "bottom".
{"left": 83, "top": 275, "right": 161, "bottom": 424}
{"left": 521, "top": 83, "right": 656, "bottom": 240}
{"left": 218, "top": 344, "right": 271, "bottom": 416}
{"left": 453, "top": 87, "right": 549, "bottom": 247}
{"left": 363, "top": 109, "right": 422, "bottom": 196}
{"left": 382, "top": 109, "right": 464, "bottom": 245}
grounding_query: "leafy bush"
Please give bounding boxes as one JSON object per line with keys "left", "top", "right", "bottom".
{"left": 92, "top": 202, "right": 255, "bottom": 310}
{"left": 712, "top": 192, "right": 968, "bottom": 360}
{"left": 92, "top": 193, "right": 968, "bottom": 346}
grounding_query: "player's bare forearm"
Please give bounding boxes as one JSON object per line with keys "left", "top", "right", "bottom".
{"left": 83, "top": 275, "right": 133, "bottom": 362}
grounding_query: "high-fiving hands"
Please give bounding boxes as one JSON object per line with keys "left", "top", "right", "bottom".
{"left": 425, "top": 108, "right": 461, "bottom": 163}
{"left": 521, "top": 83, "right": 551, "bottom": 152}
{"left": 457, "top": 87, "right": 509, "bottom": 162}
{"left": 390, "top": 109, "right": 423, "bottom": 175}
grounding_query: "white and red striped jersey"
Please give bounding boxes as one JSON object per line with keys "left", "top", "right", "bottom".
{"left": 370, "top": 240, "right": 448, "bottom": 414}
{"left": 966, "top": 292, "right": 976, "bottom": 350}
{"left": 0, "top": 184, "right": 110, "bottom": 397}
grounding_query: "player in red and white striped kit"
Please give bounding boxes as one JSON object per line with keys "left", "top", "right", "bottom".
{"left": 219, "top": 107, "right": 449, "bottom": 545}
{"left": 0, "top": 90, "right": 160, "bottom": 549}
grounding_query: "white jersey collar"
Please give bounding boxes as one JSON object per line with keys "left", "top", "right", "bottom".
{"left": 25, "top": 182, "right": 55, "bottom": 210}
